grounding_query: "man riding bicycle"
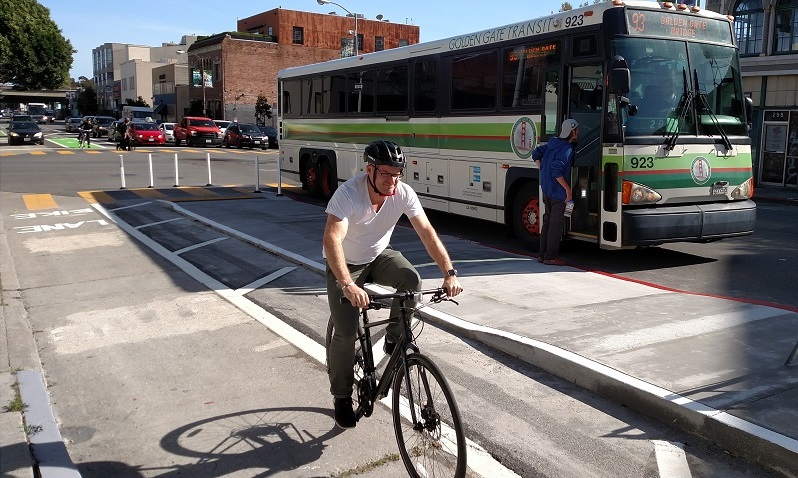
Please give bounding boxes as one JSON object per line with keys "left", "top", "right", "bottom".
{"left": 322, "top": 140, "right": 463, "bottom": 429}
{"left": 79, "top": 118, "right": 92, "bottom": 148}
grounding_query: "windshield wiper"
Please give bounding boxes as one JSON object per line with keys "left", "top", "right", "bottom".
{"left": 692, "top": 69, "right": 732, "bottom": 151}
{"left": 665, "top": 68, "right": 694, "bottom": 151}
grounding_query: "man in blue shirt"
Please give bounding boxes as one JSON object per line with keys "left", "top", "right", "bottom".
{"left": 532, "top": 119, "right": 578, "bottom": 265}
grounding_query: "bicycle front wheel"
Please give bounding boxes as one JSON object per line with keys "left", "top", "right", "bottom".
{"left": 392, "top": 353, "right": 466, "bottom": 478}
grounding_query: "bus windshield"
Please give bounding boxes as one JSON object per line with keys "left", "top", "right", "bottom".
{"left": 615, "top": 37, "right": 747, "bottom": 137}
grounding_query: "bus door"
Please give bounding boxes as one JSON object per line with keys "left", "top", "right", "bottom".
{"left": 566, "top": 64, "right": 603, "bottom": 238}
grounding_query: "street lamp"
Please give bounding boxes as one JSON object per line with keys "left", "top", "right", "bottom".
{"left": 316, "top": 0, "right": 358, "bottom": 56}
{"left": 177, "top": 49, "right": 208, "bottom": 116}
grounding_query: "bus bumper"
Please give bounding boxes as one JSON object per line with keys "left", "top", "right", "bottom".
{"left": 621, "top": 200, "right": 756, "bottom": 246}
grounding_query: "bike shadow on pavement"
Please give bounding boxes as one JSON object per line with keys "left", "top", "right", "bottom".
{"left": 76, "top": 407, "right": 342, "bottom": 477}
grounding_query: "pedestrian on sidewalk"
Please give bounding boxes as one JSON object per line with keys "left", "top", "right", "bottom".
{"left": 322, "top": 140, "right": 463, "bottom": 429}
{"left": 532, "top": 118, "right": 578, "bottom": 265}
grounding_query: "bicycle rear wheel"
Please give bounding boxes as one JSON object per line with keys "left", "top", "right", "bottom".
{"left": 392, "top": 353, "right": 466, "bottom": 478}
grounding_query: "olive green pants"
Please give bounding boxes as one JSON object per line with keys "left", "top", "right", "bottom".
{"left": 326, "top": 248, "right": 421, "bottom": 398}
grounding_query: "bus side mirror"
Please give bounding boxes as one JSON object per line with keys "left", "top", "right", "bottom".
{"left": 744, "top": 96, "right": 753, "bottom": 122}
{"left": 609, "top": 55, "right": 631, "bottom": 94}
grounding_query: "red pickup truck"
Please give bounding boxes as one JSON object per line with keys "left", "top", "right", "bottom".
{"left": 174, "top": 116, "right": 223, "bottom": 147}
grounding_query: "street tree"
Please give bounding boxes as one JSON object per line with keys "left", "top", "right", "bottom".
{"left": 0, "top": 0, "right": 74, "bottom": 89}
{"left": 255, "top": 95, "right": 273, "bottom": 125}
{"left": 125, "top": 96, "right": 150, "bottom": 107}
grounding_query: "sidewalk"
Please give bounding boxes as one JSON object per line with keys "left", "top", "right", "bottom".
{"left": 754, "top": 184, "right": 798, "bottom": 205}
{"left": 163, "top": 191, "right": 798, "bottom": 478}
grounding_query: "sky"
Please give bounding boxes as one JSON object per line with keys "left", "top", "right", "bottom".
{"left": 37, "top": 0, "right": 566, "bottom": 80}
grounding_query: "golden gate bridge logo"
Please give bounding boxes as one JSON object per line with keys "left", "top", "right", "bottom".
{"left": 511, "top": 117, "right": 537, "bottom": 159}
{"left": 690, "top": 156, "right": 711, "bottom": 185}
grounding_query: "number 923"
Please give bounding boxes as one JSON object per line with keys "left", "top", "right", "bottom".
{"left": 630, "top": 156, "right": 655, "bottom": 168}
{"left": 565, "top": 15, "right": 584, "bottom": 28}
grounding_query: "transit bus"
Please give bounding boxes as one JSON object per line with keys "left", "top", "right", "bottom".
{"left": 276, "top": 0, "right": 756, "bottom": 250}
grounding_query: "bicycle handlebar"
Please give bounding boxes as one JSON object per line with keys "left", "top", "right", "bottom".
{"left": 339, "top": 288, "right": 455, "bottom": 308}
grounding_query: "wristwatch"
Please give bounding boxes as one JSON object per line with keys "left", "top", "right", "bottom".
{"left": 447, "top": 269, "right": 458, "bottom": 277}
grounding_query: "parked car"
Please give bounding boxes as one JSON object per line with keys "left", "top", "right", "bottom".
{"left": 128, "top": 121, "right": 165, "bottom": 145}
{"left": 173, "top": 116, "right": 222, "bottom": 147}
{"left": 10, "top": 114, "right": 33, "bottom": 123}
{"left": 6, "top": 121, "right": 44, "bottom": 145}
{"left": 159, "top": 122, "right": 176, "bottom": 144}
{"left": 213, "top": 120, "right": 231, "bottom": 143}
{"left": 223, "top": 123, "right": 268, "bottom": 149}
{"left": 65, "top": 117, "right": 82, "bottom": 132}
{"left": 91, "top": 116, "right": 116, "bottom": 138}
{"left": 258, "top": 125, "right": 279, "bottom": 148}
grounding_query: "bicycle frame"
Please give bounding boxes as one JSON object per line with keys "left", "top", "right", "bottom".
{"left": 354, "top": 291, "right": 434, "bottom": 427}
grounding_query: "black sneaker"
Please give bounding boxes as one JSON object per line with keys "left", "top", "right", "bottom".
{"left": 333, "top": 397, "right": 356, "bottom": 429}
{"left": 383, "top": 339, "right": 396, "bottom": 355}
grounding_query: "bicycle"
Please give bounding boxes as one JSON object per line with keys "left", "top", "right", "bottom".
{"left": 78, "top": 129, "right": 91, "bottom": 148}
{"left": 326, "top": 288, "right": 467, "bottom": 478}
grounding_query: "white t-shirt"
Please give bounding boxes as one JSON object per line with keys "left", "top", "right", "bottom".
{"left": 324, "top": 172, "right": 424, "bottom": 265}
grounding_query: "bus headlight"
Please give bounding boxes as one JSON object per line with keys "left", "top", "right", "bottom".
{"left": 622, "top": 180, "right": 662, "bottom": 205}
{"left": 731, "top": 176, "right": 754, "bottom": 199}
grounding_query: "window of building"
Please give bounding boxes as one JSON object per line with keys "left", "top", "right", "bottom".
{"left": 268, "top": 26, "right": 273, "bottom": 36}
{"left": 734, "top": 0, "right": 764, "bottom": 55}
{"left": 357, "top": 34, "right": 364, "bottom": 53}
{"left": 376, "top": 36, "right": 385, "bottom": 52}
{"left": 293, "top": 26, "right": 304, "bottom": 45}
{"left": 398, "top": 39, "right": 408, "bottom": 47}
{"left": 774, "top": 0, "right": 798, "bottom": 53}
{"left": 122, "top": 78, "right": 127, "bottom": 90}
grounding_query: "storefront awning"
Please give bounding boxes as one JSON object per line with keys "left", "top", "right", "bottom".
{"left": 154, "top": 103, "right": 167, "bottom": 115}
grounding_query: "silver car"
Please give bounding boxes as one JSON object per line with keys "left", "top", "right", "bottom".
{"left": 160, "top": 122, "right": 176, "bottom": 144}
{"left": 65, "top": 117, "right": 82, "bottom": 133}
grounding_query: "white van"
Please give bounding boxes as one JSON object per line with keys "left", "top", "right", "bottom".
{"left": 122, "top": 106, "right": 155, "bottom": 122}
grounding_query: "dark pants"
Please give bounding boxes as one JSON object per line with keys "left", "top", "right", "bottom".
{"left": 326, "top": 248, "right": 421, "bottom": 398}
{"left": 540, "top": 194, "right": 566, "bottom": 261}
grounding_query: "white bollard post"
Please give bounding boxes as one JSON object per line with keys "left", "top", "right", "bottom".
{"left": 173, "top": 153, "right": 179, "bottom": 187}
{"left": 277, "top": 151, "right": 283, "bottom": 196}
{"left": 148, "top": 154, "right": 154, "bottom": 188}
{"left": 206, "top": 152, "right": 212, "bottom": 186}
{"left": 253, "top": 155, "right": 262, "bottom": 193}
{"left": 119, "top": 155, "right": 126, "bottom": 189}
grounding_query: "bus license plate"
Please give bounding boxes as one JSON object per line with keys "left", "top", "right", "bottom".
{"left": 712, "top": 185, "right": 727, "bottom": 195}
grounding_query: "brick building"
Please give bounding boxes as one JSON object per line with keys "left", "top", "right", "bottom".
{"left": 182, "top": 8, "right": 420, "bottom": 124}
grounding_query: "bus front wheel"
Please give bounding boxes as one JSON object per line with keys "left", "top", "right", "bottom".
{"left": 512, "top": 183, "right": 541, "bottom": 251}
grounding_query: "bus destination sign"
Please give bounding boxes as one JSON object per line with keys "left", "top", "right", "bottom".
{"left": 626, "top": 10, "right": 733, "bottom": 44}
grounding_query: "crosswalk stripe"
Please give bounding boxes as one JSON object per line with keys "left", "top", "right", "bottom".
{"left": 178, "top": 186, "right": 218, "bottom": 197}
{"left": 132, "top": 189, "right": 169, "bottom": 199}
{"left": 23, "top": 194, "right": 58, "bottom": 210}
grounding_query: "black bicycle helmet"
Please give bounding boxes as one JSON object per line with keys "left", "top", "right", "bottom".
{"left": 364, "top": 140, "right": 405, "bottom": 169}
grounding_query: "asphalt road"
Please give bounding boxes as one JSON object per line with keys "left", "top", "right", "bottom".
{"left": 1, "top": 139, "right": 791, "bottom": 476}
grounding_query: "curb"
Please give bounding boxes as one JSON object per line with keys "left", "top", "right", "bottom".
{"left": 17, "top": 371, "right": 81, "bottom": 478}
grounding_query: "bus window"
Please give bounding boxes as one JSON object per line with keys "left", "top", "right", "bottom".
{"left": 282, "top": 80, "right": 300, "bottom": 117}
{"left": 501, "top": 41, "right": 559, "bottom": 111}
{"left": 543, "top": 71, "right": 559, "bottom": 136}
{"left": 450, "top": 51, "right": 497, "bottom": 110}
{"left": 413, "top": 60, "right": 437, "bottom": 113}
{"left": 376, "top": 64, "right": 408, "bottom": 114}
{"left": 327, "top": 74, "right": 347, "bottom": 115}
{"left": 303, "top": 77, "right": 324, "bottom": 116}
{"left": 348, "top": 69, "right": 375, "bottom": 114}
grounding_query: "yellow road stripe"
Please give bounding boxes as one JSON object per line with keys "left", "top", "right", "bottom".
{"left": 23, "top": 194, "right": 58, "bottom": 210}
{"left": 30, "top": 151, "right": 47, "bottom": 155}
{"left": 78, "top": 190, "right": 115, "bottom": 204}
{"left": 178, "top": 187, "right": 218, "bottom": 197}
{"left": 85, "top": 150, "right": 102, "bottom": 154}
{"left": 132, "top": 188, "right": 168, "bottom": 199}
{"left": 56, "top": 150, "right": 75, "bottom": 155}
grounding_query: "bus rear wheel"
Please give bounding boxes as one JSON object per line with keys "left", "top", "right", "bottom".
{"left": 318, "top": 160, "right": 336, "bottom": 200}
{"left": 512, "top": 183, "right": 541, "bottom": 251}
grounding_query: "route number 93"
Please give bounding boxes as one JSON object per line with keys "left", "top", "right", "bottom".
{"left": 565, "top": 15, "right": 584, "bottom": 28}
{"left": 630, "top": 156, "right": 655, "bottom": 168}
